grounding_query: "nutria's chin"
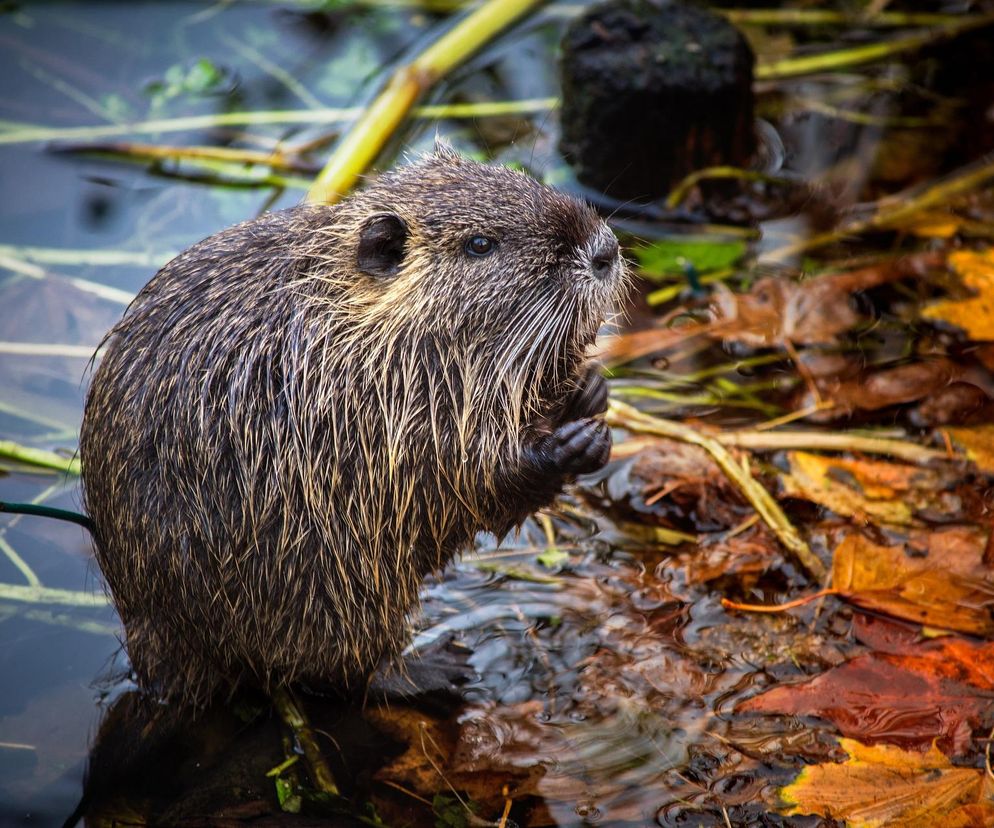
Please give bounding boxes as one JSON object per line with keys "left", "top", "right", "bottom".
{"left": 80, "top": 146, "right": 627, "bottom": 709}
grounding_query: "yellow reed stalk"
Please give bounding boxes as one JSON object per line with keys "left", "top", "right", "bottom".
{"left": 607, "top": 400, "right": 826, "bottom": 581}
{"left": 306, "top": 0, "right": 545, "bottom": 204}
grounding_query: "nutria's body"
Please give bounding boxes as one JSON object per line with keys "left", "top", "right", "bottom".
{"left": 80, "top": 148, "right": 625, "bottom": 708}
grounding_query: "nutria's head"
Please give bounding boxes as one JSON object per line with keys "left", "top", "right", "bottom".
{"left": 311, "top": 146, "right": 627, "bottom": 395}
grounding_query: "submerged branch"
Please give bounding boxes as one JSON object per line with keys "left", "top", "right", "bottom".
{"left": 0, "top": 243, "right": 168, "bottom": 268}
{"left": 0, "top": 250, "right": 136, "bottom": 305}
{"left": 0, "top": 582, "right": 108, "bottom": 607}
{"left": 0, "top": 441, "right": 80, "bottom": 476}
{"left": 12, "top": 606, "right": 118, "bottom": 636}
{"left": 55, "top": 140, "right": 318, "bottom": 173}
{"left": 0, "top": 534, "right": 40, "bottom": 588}
{"left": 0, "top": 98, "right": 556, "bottom": 146}
{"left": 272, "top": 687, "right": 341, "bottom": 797}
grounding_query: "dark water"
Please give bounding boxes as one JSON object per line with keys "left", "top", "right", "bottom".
{"left": 2, "top": 1, "right": 991, "bottom": 825}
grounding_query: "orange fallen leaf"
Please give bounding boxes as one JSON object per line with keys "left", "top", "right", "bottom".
{"left": 781, "top": 452, "right": 951, "bottom": 526}
{"left": 833, "top": 532, "right": 994, "bottom": 636}
{"left": 779, "top": 739, "right": 994, "bottom": 826}
{"left": 738, "top": 636, "right": 994, "bottom": 754}
{"left": 852, "top": 616, "right": 994, "bottom": 688}
{"left": 885, "top": 637, "right": 994, "bottom": 689}
{"left": 909, "top": 211, "right": 962, "bottom": 239}
{"left": 923, "top": 248, "right": 994, "bottom": 341}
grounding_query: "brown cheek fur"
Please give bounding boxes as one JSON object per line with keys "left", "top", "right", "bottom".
{"left": 78, "top": 152, "right": 627, "bottom": 708}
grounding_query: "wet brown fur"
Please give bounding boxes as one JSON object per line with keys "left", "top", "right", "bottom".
{"left": 79, "top": 148, "right": 626, "bottom": 708}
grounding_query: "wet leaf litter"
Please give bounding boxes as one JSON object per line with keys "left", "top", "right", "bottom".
{"left": 3, "top": 1, "right": 994, "bottom": 826}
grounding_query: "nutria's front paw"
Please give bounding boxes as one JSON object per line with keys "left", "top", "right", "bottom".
{"left": 561, "top": 365, "right": 608, "bottom": 423}
{"left": 534, "top": 417, "right": 611, "bottom": 477}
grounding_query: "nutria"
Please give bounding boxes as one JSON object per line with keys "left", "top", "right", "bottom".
{"left": 79, "top": 146, "right": 626, "bottom": 709}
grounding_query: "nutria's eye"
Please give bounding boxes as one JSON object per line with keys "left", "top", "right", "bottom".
{"left": 464, "top": 235, "right": 496, "bottom": 257}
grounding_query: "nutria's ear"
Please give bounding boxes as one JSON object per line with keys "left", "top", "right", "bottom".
{"left": 357, "top": 213, "right": 408, "bottom": 279}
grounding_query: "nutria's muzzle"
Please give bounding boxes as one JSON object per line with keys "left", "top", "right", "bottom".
{"left": 589, "top": 233, "right": 621, "bottom": 281}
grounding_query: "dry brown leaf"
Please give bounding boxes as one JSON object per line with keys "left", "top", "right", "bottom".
{"left": 824, "top": 359, "right": 961, "bottom": 414}
{"left": 779, "top": 739, "right": 993, "bottom": 826}
{"left": 710, "top": 252, "right": 943, "bottom": 347}
{"left": 709, "top": 276, "right": 861, "bottom": 346}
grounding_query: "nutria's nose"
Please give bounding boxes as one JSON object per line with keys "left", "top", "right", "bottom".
{"left": 591, "top": 236, "right": 620, "bottom": 278}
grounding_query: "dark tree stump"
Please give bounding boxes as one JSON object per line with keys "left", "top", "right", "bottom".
{"left": 559, "top": 0, "right": 756, "bottom": 202}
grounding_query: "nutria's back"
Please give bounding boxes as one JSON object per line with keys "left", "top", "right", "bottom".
{"left": 80, "top": 149, "right": 625, "bottom": 707}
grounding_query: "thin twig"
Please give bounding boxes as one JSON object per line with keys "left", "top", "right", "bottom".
{"left": 220, "top": 33, "right": 326, "bottom": 110}
{"left": 752, "top": 402, "right": 833, "bottom": 432}
{"left": 716, "top": 429, "right": 948, "bottom": 464}
{"left": 722, "top": 588, "right": 839, "bottom": 613}
{"left": 756, "top": 14, "right": 994, "bottom": 80}
{"left": 380, "top": 778, "right": 435, "bottom": 808}
{"left": 419, "top": 722, "right": 480, "bottom": 822}
{"left": 607, "top": 400, "right": 826, "bottom": 580}
{"left": 497, "top": 785, "right": 513, "bottom": 828}
{"left": 718, "top": 8, "right": 966, "bottom": 27}
{"left": 665, "top": 166, "right": 797, "bottom": 210}
{"left": 0, "top": 534, "right": 41, "bottom": 588}
{"left": 763, "top": 155, "right": 994, "bottom": 261}
{"left": 985, "top": 724, "right": 994, "bottom": 783}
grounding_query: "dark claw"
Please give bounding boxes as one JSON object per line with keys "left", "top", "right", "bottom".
{"left": 535, "top": 417, "right": 612, "bottom": 477}
{"left": 561, "top": 365, "right": 608, "bottom": 423}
